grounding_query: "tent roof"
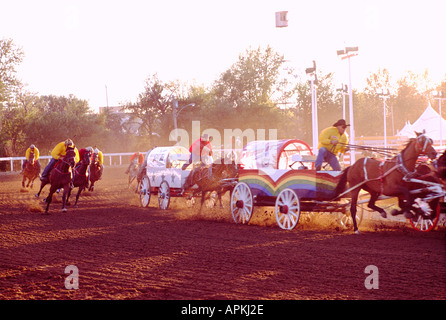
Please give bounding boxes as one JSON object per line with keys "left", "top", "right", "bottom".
{"left": 397, "top": 103, "right": 446, "bottom": 141}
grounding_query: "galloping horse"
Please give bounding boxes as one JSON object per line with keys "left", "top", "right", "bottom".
{"left": 182, "top": 161, "right": 239, "bottom": 212}
{"left": 36, "top": 148, "right": 77, "bottom": 214}
{"left": 88, "top": 152, "right": 102, "bottom": 191}
{"left": 22, "top": 153, "right": 40, "bottom": 189}
{"left": 66, "top": 149, "right": 91, "bottom": 207}
{"left": 334, "top": 132, "right": 437, "bottom": 233}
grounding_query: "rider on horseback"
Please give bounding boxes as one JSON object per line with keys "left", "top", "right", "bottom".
{"left": 92, "top": 147, "right": 104, "bottom": 179}
{"left": 125, "top": 151, "right": 144, "bottom": 174}
{"left": 21, "top": 144, "right": 41, "bottom": 174}
{"left": 40, "top": 139, "right": 80, "bottom": 182}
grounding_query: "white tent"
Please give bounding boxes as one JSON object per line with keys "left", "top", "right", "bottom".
{"left": 397, "top": 103, "right": 446, "bottom": 142}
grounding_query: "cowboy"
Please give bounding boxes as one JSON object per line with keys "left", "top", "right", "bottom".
{"left": 40, "top": 139, "right": 80, "bottom": 181}
{"left": 21, "top": 144, "right": 41, "bottom": 174}
{"left": 315, "top": 119, "right": 350, "bottom": 171}
{"left": 181, "top": 134, "right": 213, "bottom": 170}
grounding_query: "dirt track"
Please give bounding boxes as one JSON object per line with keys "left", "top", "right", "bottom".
{"left": 0, "top": 166, "right": 445, "bottom": 300}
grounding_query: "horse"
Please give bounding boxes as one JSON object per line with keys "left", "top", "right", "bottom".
{"left": 88, "top": 153, "right": 102, "bottom": 191}
{"left": 182, "top": 161, "right": 239, "bottom": 212}
{"left": 35, "top": 148, "right": 77, "bottom": 214}
{"left": 434, "top": 149, "right": 446, "bottom": 180}
{"left": 333, "top": 132, "right": 437, "bottom": 234}
{"left": 22, "top": 153, "right": 40, "bottom": 189}
{"left": 66, "top": 149, "right": 91, "bottom": 207}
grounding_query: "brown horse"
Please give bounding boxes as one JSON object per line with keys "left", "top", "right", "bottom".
{"left": 435, "top": 149, "right": 446, "bottom": 180}
{"left": 22, "top": 153, "right": 40, "bottom": 188}
{"left": 182, "top": 162, "right": 239, "bottom": 212}
{"left": 334, "top": 132, "right": 437, "bottom": 233}
{"left": 88, "top": 153, "right": 102, "bottom": 191}
{"left": 36, "top": 148, "right": 77, "bottom": 214}
{"left": 66, "top": 149, "right": 91, "bottom": 207}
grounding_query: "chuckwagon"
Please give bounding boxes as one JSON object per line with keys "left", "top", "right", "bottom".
{"left": 230, "top": 139, "right": 445, "bottom": 231}
{"left": 138, "top": 146, "right": 192, "bottom": 210}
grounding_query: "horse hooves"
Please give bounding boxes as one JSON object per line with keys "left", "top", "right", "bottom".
{"left": 380, "top": 211, "right": 387, "bottom": 219}
{"left": 391, "top": 209, "right": 400, "bottom": 216}
{"left": 62, "top": 208, "right": 67, "bottom": 212}
{"left": 355, "top": 230, "right": 360, "bottom": 235}
{"left": 35, "top": 194, "right": 39, "bottom": 198}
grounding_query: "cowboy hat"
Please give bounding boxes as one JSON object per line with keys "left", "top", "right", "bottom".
{"left": 332, "top": 119, "right": 350, "bottom": 127}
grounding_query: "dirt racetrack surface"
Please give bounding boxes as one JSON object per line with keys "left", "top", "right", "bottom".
{"left": 0, "top": 166, "right": 445, "bottom": 300}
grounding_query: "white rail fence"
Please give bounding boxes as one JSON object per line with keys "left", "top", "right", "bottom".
{"left": 0, "top": 153, "right": 136, "bottom": 172}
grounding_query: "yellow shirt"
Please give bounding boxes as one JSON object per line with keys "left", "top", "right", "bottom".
{"left": 25, "top": 147, "right": 40, "bottom": 161}
{"left": 51, "top": 141, "right": 80, "bottom": 163}
{"left": 318, "top": 127, "right": 349, "bottom": 155}
{"left": 95, "top": 151, "right": 104, "bottom": 165}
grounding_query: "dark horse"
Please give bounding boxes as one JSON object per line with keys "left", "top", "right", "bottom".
{"left": 67, "top": 149, "right": 91, "bottom": 207}
{"left": 434, "top": 149, "right": 446, "bottom": 180}
{"left": 182, "top": 162, "right": 239, "bottom": 212}
{"left": 35, "top": 148, "right": 77, "bottom": 214}
{"left": 22, "top": 153, "right": 40, "bottom": 189}
{"left": 334, "top": 132, "right": 437, "bottom": 233}
{"left": 88, "top": 152, "right": 102, "bottom": 191}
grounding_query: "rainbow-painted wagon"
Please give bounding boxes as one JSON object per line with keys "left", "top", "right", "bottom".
{"left": 230, "top": 139, "right": 355, "bottom": 230}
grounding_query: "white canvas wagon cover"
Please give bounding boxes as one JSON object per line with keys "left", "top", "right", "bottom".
{"left": 146, "top": 146, "right": 190, "bottom": 168}
{"left": 240, "top": 139, "right": 313, "bottom": 170}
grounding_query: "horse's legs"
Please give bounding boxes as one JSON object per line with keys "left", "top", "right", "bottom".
{"left": 35, "top": 180, "right": 48, "bottom": 198}
{"left": 366, "top": 191, "right": 387, "bottom": 218}
{"left": 45, "top": 186, "right": 57, "bottom": 214}
{"left": 350, "top": 188, "right": 360, "bottom": 234}
{"left": 74, "top": 186, "right": 84, "bottom": 207}
{"left": 62, "top": 185, "right": 70, "bottom": 212}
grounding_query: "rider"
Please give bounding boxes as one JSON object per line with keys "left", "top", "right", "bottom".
{"left": 92, "top": 147, "right": 104, "bottom": 179}
{"left": 21, "top": 144, "right": 41, "bottom": 174}
{"left": 40, "top": 139, "right": 80, "bottom": 182}
{"left": 77, "top": 147, "right": 94, "bottom": 166}
{"left": 315, "top": 119, "right": 350, "bottom": 171}
{"left": 181, "top": 134, "right": 213, "bottom": 170}
{"left": 125, "top": 151, "right": 144, "bottom": 174}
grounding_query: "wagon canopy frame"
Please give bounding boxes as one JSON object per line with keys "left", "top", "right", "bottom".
{"left": 239, "top": 139, "right": 314, "bottom": 170}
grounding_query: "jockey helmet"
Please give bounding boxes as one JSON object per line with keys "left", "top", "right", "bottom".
{"left": 94, "top": 148, "right": 99, "bottom": 154}
{"left": 65, "top": 139, "right": 73, "bottom": 147}
{"left": 30, "top": 144, "right": 35, "bottom": 149}
{"left": 86, "top": 146, "right": 94, "bottom": 153}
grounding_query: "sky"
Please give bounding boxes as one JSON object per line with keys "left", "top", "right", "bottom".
{"left": 2, "top": 0, "right": 446, "bottom": 112}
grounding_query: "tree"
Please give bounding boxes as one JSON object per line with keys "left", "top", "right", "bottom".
{"left": 0, "top": 38, "right": 24, "bottom": 104}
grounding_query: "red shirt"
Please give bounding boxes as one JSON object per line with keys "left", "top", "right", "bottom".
{"left": 190, "top": 138, "right": 212, "bottom": 157}
{"left": 130, "top": 153, "right": 144, "bottom": 165}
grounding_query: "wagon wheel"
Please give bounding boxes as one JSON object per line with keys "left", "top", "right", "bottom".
{"left": 275, "top": 188, "right": 300, "bottom": 230}
{"left": 139, "top": 175, "right": 151, "bottom": 208}
{"left": 158, "top": 180, "right": 171, "bottom": 210}
{"left": 230, "top": 182, "right": 253, "bottom": 224}
{"left": 409, "top": 199, "right": 440, "bottom": 232}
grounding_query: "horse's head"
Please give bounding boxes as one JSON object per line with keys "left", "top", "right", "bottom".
{"left": 28, "top": 153, "right": 35, "bottom": 166}
{"left": 83, "top": 150, "right": 91, "bottom": 165}
{"left": 64, "top": 147, "right": 77, "bottom": 168}
{"left": 414, "top": 131, "right": 437, "bottom": 160}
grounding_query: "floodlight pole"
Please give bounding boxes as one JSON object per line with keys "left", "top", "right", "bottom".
{"left": 336, "top": 84, "right": 348, "bottom": 119}
{"left": 337, "top": 47, "right": 358, "bottom": 164}
{"left": 306, "top": 61, "right": 318, "bottom": 154}
{"left": 433, "top": 90, "right": 444, "bottom": 146}
{"left": 378, "top": 89, "right": 390, "bottom": 154}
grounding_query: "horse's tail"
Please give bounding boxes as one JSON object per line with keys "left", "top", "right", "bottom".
{"left": 332, "top": 166, "right": 351, "bottom": 200}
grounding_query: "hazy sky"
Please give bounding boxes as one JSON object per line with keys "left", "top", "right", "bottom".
{"left": 2, "top": 0, "right": 445, "bottom": 110}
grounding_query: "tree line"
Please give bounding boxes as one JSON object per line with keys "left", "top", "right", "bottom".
{"left": 1, "top": 38, "right": 445, "bottom": 170}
